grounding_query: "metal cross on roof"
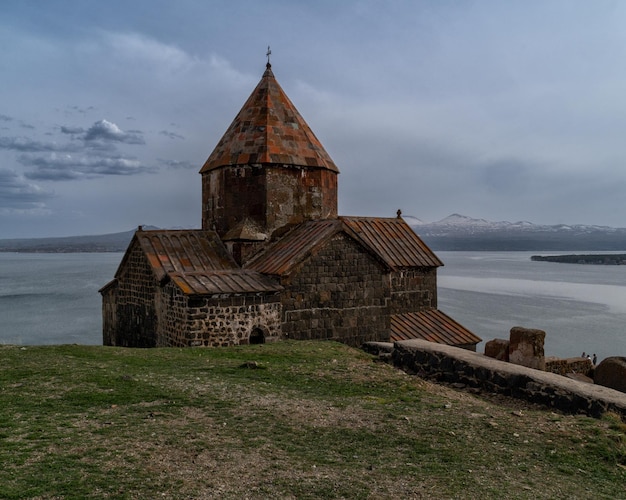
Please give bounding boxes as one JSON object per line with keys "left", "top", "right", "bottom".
{"left": 266, "top": 46, "right": 272, "bottom": 67}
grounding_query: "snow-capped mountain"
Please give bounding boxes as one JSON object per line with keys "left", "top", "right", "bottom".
{"left": 407, "top": 214, "right": 626, "bottom": 251}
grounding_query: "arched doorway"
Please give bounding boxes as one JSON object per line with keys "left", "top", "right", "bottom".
{"left": 249, "top": 327, "right": 265, "bottom": 345}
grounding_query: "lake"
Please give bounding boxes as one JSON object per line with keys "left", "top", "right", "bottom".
{"left": 0, "top": 253, "right": 121, "bottom": 345}
{"left": 1, "top": 251, "right": 625, "bottom": 362}
{"left": 437, "top": 251, "right": 626, "bottom": 362}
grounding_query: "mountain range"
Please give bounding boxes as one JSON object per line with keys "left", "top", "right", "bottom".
{"left": 405, "top": 214, "right": 626, "bottom": 251}
{"left": 1, "top": 215, "right": 626, "bottom": 252}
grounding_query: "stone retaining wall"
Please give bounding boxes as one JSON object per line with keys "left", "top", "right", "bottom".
{"left": 391, "top": 339, "right": 626, "bottom": 420}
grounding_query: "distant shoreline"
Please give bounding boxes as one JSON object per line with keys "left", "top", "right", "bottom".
{"left": 531, "top": 254, "right": 626, "bottom": 265}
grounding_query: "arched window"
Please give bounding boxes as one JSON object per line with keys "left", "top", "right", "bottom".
{"left": 249, "top": 327, "right": 265, "bottom": 345}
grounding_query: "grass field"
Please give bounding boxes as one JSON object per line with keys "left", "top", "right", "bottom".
{"left": 0, "top": 341, "right": 624, "bottom": 499}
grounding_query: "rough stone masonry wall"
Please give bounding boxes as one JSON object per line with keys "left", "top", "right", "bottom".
{"left": 389, "top": 268, "right": 437, "bottom": 315}
{"left": 156, "top": 282, "right": 282, "bottom": 347}
{"left": 281, "top": 233, "right": 388, "bottom": 347}
{"left": 392, "top": 339, "right": 626, "bottom": 420}
{"left": 103, "top": 242, "right": 158, "bottom": 347}
{"left": 101, "top": 284, "right": 118, "bottom": 345}
{"left": 202, "top": 165, "right": 337, "bottom": 238}
{"left": 154, "top": 282, "right": 188, "bottom": 347}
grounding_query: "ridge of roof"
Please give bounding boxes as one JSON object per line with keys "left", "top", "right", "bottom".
{"left": 200, "top": 65, "right": 339, "bottom": 173}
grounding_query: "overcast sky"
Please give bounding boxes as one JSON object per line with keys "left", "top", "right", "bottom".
{"left": 2, "top": 1, "right": 626, "bottom": 238}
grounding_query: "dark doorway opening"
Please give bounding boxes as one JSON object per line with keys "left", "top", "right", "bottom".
{"left": 249, "top": 328, "right": 265, "bottom": 345}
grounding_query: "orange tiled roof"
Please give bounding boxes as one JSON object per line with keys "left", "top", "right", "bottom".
{"left": 341, "top": 217, "right": 443, "bottom": 269}
{"left": 391, "top": 310, "right": 482, "bottom": 346}
{"left": 200, "top": 64, "right": 339, "bottom": 173}
{"left": 115, "top": 229, "right": 282, "bottom": 296}
{"left": 168, "top": 270, "right": 282, "bottom": 296}
{"left": 131, "top": 229, "right": 236, "bottom": 281}
{"left": 245, "top": 217, "right": 442, "bottom": 275}
{"left": 245, "top": 219, "right": 342, "bottom": 275}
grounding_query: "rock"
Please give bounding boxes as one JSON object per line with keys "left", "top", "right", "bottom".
{"left": 509, "top": 326, "right": 545, "bottom": 370}
{"left": 565, "top": 372, "right": 593, "bottom": 384}
{"left": 362, "top": 341, "right": 394, "bottom": 355}
{"left": 594, "top": 357, "right": 626, "bottom": 393}
{"left": 484, "top": 338, "right": 509, "bottom": 361}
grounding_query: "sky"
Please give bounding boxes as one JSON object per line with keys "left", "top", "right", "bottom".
{"left": 2, "top": 0, "right": 626, "bottom": 238}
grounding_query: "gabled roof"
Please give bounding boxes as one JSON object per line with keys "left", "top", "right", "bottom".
{"left": 200, "top": 64, "right": 339, "bottom": 173}
{"left": 128, "top": 229, "right": 237, "bottom": 281}
{"left": 222, "top": 218, "right": 268, "bottom": 242}
{"left": 244, "top": 219, "right": 343, "bottom": 275}
{"left": 114, "top": 229, "right": 281, "bottom": 296}
{"left": 391, "top": 310, "right": 482, "bottom": 346}
{"left": 245, "top": 216, "right": 442, "bottom": 276}
{"left": 341, "top": 217, "right": 443, "bottom": 268}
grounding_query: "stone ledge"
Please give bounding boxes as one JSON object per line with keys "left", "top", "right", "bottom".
{"left": 392, "top": 339, "right": 626, "bottom": 420}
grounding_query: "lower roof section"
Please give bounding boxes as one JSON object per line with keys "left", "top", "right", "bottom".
{"left": 391, "top": 310, "right": 482, "bottom": 347}
{"left": 167, "top": 270, "right": 282, "bottom": 296}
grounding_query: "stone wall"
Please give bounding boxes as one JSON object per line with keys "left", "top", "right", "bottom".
{"left": 545, "top": 357, "right": 593, "bottom": 377}
{"left": 392, "top": 339, "right": 626, "bottom": 420}
{"left": 281, "top": 233, "right": 388, "bottom": 347}
{"left": 389, "top": 268, "right": 437, "bottom": 315}
{"left": 202, "top": 165, "right": 337, "bottom": 238}
{"left": 102, "top": 242, "right": 158, "bottom": 347}
{"left": 156, "top": 283, "right": 282, "bottom": 347}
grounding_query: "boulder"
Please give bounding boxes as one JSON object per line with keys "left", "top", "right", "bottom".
{"left": 484, "top": 338, "right": 509, "bottom": 361}
{"left": 594, "top": 357, "right": 626, "bottom": 393}
{"left": 509, "top": 326, "right": 545, "bottom": 370}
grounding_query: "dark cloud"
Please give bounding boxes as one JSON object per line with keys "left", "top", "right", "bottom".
{"left": 158, "top": 158, "right": 195, "bottom": 169}
{"left": 159, "top": 130, "right": 185, "bottom": 140}
{"left": 0, "top": 168, "right": 53, "bottom": 210}
{"left": 83, "top": 119, "right": 145, "bottom": 144}
{"left": 0, "top": 114, "right": 13, "bottom": 122}
{"left": 0, "top": 136, "right": 82, "bottom": 153}
{"left": 20, "top": 154, "right": 157, "bottom": 181}
{"left": 60, "top": 125, "right": 85, "bottom": 135}
{"left": 66, "top": 105, "right": 95, "bottom": 115}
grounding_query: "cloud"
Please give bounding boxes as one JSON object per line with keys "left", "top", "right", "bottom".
{"left": 0, "top": 114, "right": 13, "bottom": 122}
{"left": 0, "top": 168, "right": 53, "bottom": 211}
{"left": 83, "top": 119, "right": 145, "bottom": 144}
{"left": 0, "top": 136, "right": 82, "bottom": 153}
{"left": 60, "top": 125, "right": 85, "bottom": 135}
{"left": 158, "top": 158, "right": 195, "bottom": 170}
{"left": 19, "top": 153, "right": 156, "bottom": 180}
{"left": 159, "top": 130, "right": 185, "bottom": 140}
{"left": 65, "top": 105, "right": 95, "bottom": 115}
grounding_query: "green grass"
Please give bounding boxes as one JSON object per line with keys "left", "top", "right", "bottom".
{"left": 0, "top": 341, "right": 624, "bottom": 499}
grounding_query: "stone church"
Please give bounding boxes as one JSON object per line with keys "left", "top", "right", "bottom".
{"left": 100, "top": 61, "right": 481, "bottom": 350}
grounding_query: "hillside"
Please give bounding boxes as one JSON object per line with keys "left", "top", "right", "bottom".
{"left": 0, "top": 228, "right": 147, "bottom": 253}
{"left": 1, "top": 341, "right": 624, "bottom": 499}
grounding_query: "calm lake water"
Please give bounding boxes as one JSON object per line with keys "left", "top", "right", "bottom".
{"left": 0, "top": 253, "right": 121, "bottom": 345}
{"left": 437, "top": 251, "right": 626, "bottom": 362}
{"left": 1, "top": 251, "right": 625, "bottom": 362}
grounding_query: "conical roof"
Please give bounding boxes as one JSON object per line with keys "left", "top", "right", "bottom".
{"left": 200, "top": 64, "right": 338, "bottom": 173}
